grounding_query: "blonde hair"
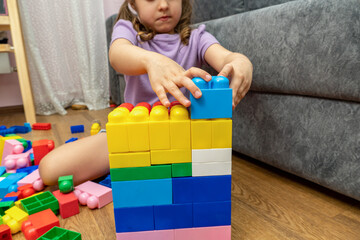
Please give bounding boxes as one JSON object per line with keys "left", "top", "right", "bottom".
{"left": 116, "top": 0, "right": 192, "bottom": 45}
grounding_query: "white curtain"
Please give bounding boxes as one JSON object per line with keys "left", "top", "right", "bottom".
{"left": 18, "top": 0, "right": 109, "bottom": 115}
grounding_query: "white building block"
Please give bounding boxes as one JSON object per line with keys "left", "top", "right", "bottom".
{"left": 192, "top": 161, "right": 232, "bottom": 176}
{"left": 192, "top": 148, "right": 232, "bottom": 163}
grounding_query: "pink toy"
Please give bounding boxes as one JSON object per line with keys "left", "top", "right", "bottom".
{"left": 3, "top": 150, "right": 32, "bottom": 173}
{"left": 116, "top": 230, "right": 174, "bottom": 240}
{"left": 1, "top": 139, "right": 24, "bottom": 164}
{"left": 174, "top": 226, "right": 231, "bottom": 240}
{"left": 17, "top": 169, "right": 45, "bottom": 191}
{"left": 73, "top": 181, "right": 112, "bottom": 209}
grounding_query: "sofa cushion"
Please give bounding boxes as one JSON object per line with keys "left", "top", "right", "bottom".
{"left": 244, "top": 0, "right": 297, "bottom": 11}
{"left": 203, "top": 0, "right": 360, "bottom": 103}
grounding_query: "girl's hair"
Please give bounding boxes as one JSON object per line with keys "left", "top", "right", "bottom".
{"left": 116, "top": 0, "right": 192, "bottom": 45}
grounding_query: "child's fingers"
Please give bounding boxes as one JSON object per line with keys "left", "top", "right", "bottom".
{"left": 165, "top": 81, "right": 191, "bottom": 107}
{"left": 218, "top": 64, "right": 233, "bottom": 77}
{"left": 181, "top": 77, "right": 202, "bottom": 99}
{"left": 154, "top": 86, "right": 170, "bottom": 107}
{"left": 184, "top": 67, "right": 212, "bottom": 82}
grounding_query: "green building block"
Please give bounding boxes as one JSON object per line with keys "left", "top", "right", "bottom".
{"left": 1, "top": 173, "right": 13, "bottom": 178}
{"left": 0, "top": 215, "right": 2, "bottom": 225}
{"left": 0, "top": 201, "right": 15, "bottom": 216}
{"left": 172, "top": 163, "right": 192, "bottom": 177}
{"left": 58, "top": 175, "right": 74, "bottom": 193}
{"left": 37, "top": 226, "right": 81, "bottom": 240}
{"left": 110, "top": 165, "right": 171, "bottom": 181}
{"left": 21, "top": 191, "right": 59, "bottom": 215}
{"left": 16, "top": 138, "right": 28, "bottom": 149}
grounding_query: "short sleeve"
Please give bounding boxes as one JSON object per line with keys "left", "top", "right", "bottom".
{"left": 194, "top": 24, "right": 219, "bottom": 65}
{"left": 111, "top": 19, "right": 138, "bottom": 45}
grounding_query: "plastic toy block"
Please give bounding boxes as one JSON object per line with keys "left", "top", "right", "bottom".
{"left": 17, "top": 169, "right": 44, "bottom": 192}
{"left": 20, "top": 191, "right": 59, "bottom": 215}
{"left": 70, "top": 125, "right": 84, "bottom": 134}
{"left": 0, "top": 172, "right": 27, "bottom": 198}
{"left": 0, "top": 124, "right": 32, "bottom": 137}
{"left": 16, "top": 165, "right": 38, "bottom": 175}
{"left": 116, "top": 230, "right": 175, "bottom": 240}
{"left": 0, "top": 166, "right": 6, "bottom": 176}
{"left": 3, "top": 150, "right": 32, "bottom": 173}
{"left": 169, "top": 105, "right": 191, "bottom": 149}
{"left": 37, "top": 226, "right": 81, "bottom": 240}
{"left": 1, "top": 173, "right": 12, "bottom": 178}
{"left": 212, "top": 119, "right": 232, "bottom": 148}
{"left": 58, "top": 175, "right": 74, "bottom": 193}
{"left": 172, "top": 176, "right": 232, "bottom": 204}
{"left": 21, "top": 208, "right": 60, "bottom": 240}
{"left": 4, "top": 192, "right": 20, "bottom": 199}
{"left": 14, "top": 192, "right": 43, "bottom": 209}
{"left": 192, "top": 162, "right": 232, "bottom": 176}
{"left": 171, "top": 163, "right": 192, "bottom": 178}
{"left": 0, "top": 135, "right": 21, "bottom": 163}
{"left": 193, "top": 201, "right": 231, "bottom": 227}
{"left": 174, "top": 226, "right": 231, "bottom": 240}
{"left": 149, "top": 105, "right": 170, "bottom": 150}
{"left": 110, "top": 165, "right": 171, "bottom": 182}
{"left": 127, "top": 104, "right": 150, "bottom": 152}
{"left": 154, "top": 203, "right": 193, "bottom": 230}
{"left": 1, "top": 139, "right": 23, "bottom": 164}
{"left": 3, "top": 206, "right": 29, "bottom": 234}
{"left": 150, "top": 149, "right": 191, "bottom": 165}
{"left": 192, "top": 148, "right": 232, "bottom": 163}
{"left": 32, "top": 139, "right": 55, "bottom": 165}
{"left": 191, "top": 120, "right": 212, "bottom": 149}
{"left": 90, "top": 121, "right": 101, "bottom": 135}
{"left": 1, "top": 197, "right": 17, "bottom": 202}
{"left": 73, "top": 181, "right": 112, "bottom": 209}
{"left": 98, "top": 174, "right": 111, "bottom": 188}
{"left": 52, "top": 190, "right": 79, "bottom": 219}
{"left": 0, "top": 201, "right": 15, "bottom": 215}
{"left": 32, "top": 123, "right": 51, "bottom": 130}
{"left": 0, "top": 224, "right": 12, "bottom": 240}
{"left": 109, "top": 152, "right": 151, "bottom": 169}
{"left": 114, "top": 206, "right": 154, "bottom": 233}
{"left": 112, "top": 178, "right": 172, "bottom": 208}
{"left": 190, "top": 76, "right": 232, "bottom": 119}
{"left": 65, "top": 137, "right": 78, "bottom": 144}
{"left": 17, "top": 184, "right": 36, "bottom": 199}
{"left": 106, "top": 105, "right": 131, "bottom": 153}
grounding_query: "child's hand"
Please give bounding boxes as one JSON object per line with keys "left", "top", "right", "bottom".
{"left": 218, "top": 57, "right": 253, "bottom": 109}
{"left": 147, "top": 54, "right": 212, "bottom": 107}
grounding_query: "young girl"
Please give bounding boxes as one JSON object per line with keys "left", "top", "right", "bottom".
{"left": 39, "top": 0, "right": 253, "bottom": 186}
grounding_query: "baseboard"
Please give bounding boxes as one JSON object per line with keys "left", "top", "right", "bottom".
{"left": 0, "top": 105, "right": 24, "bottom": 114}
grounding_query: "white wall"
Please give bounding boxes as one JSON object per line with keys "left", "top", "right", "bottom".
{"left": 103, "top": 0, "right": 124, "bottom": 20}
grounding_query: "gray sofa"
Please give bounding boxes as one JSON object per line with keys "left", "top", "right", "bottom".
{"left": 106, "top": 0, "right": 360, "bottom": 201}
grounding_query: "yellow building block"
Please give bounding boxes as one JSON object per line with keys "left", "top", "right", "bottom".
{"left": 109, "top": 152, "right": 151, "bottom": 168}
{"left": 106, "top": 107, "right": 130, "bottom": 153}
{"left": 3, "top": 206, "right": 28, "bottom": 234}
{"left": 128, "top": 106, "right": 150, "bottom": 152}
{"left": 191, "top": 119, "right": 212, "bottom": 149}
{"left": 170, "top": 105, "right": 191, "bottom": 149}
{"left": 151, "top": 149, "right": 191, "bottom": 165}
{"left": 212, "top": 119, "right": 232, "bottom": 148}
{"left": 149, "top": 105, "right": 170, "bottom": 150}
{"left": 0, "top": 135, "right": 21, "bottom": 161}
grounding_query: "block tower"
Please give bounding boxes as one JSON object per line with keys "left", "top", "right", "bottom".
{"left": 106, "top": 76, "right": 232, "bottom": 240}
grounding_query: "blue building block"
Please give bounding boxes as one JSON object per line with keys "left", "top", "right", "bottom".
{"left": 0, "top": 196, "right": 17, "bottom": 202}
{"left": 65, "top": 137, "right": 78, "bottom": 143}
{"left": 24, "top": 140, "right": 32, "bottom": 152}
{"left": 114, "top": 206, "right": 154, "bottom": 233}
{"left": 70, "top": 125, "right": 84, "bottom": 134}
{"left": 0, "top": 166, "right": 6, "bottom": 176}
{"left": 112, "top": 178, "right": 172, "bottom": 208}
{"left": 154, "top": 203, "right": 193, "bottom": 230}
{"left": 172, "top": 175, "right": 232, "bottom": 204}
{"left": 0, "top": 172, "right": 27, "bottom": 198}
{"left": 193, "top": 201, "right": 231, "bottom": 227}
{"left": 190, "top": 76, "right": 232, "bottom": 119}
{"left": 16, "top": 165, "right": 38, "bottom": 174}
{"left": 98, "top": 174, "right": 111, "bottom": 188}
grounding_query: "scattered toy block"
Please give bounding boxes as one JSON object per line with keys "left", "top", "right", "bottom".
{"left": 90, "top": 121, "right": 101, "bottom": 135}
{"left": 20, "top": 191, "right": 59, "bottom": 215}
{"left": 32, "top": 139, "right": 55, "bottom": 165}
{"left": 3, "top": 205, "right": 29, "bottom": 234}
{"left": 3, "top": 150, "right": 32, "bottom": 173}
{"left": 16, "top": 165, "right": 38, "bottom": 175}
{"left": 37, "top": 226, "right": 81, "bottom": 240}
{"left": 1, "top": 139, "right": 24, "bottom": 164}
{"left": 17, "top": 169, "right": 44, "bottom": 191}
{"left": 52, "top": 190, "right": 79, "bottom": 219}
{"left": 70, "top": 125, "right": 84, "bottom": 134}
{"left": 98, "top": 174, "right": 111, "bottom": 188}
{"left": 65, "top": 137, "right": 78, "bottom": 144}
{"left": 32, "top": 123, "right": 51, "bottom": 130}
{"left": 73, "top": 181, "right": 112, "bottom": 209}
{"left": 58, "top": 175, "right": 74, "bottom": 193}
{"left": 0, "top": 172, "right": 27, "bottom": 198}
{"left": 0, "top": 224, "right": 12, "bottom": 240}
{"left": 21, "top": 208, "right": 60, "bottom": 240}
{"left": 17, "top": 184, "right": 36, "bottom": 199}
{"left": 0, "top": 201, "right": 15, "bottom": 215}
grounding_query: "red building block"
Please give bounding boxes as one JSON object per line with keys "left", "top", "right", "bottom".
{"left": 21, "top": 208, "right": 60, "bottom": 240}
{"left": 17, "top": 184, "right": 36, "bottom": 200}
{"left": 32, "top": 140, "right": 55, "bottom": 165}
{"left": 52, "top": 190, "right": 79, "bottom": 219}
{"left": 32, "top": 123, "right": 51, "bottom": 130}
{"left": 0, "top": 224, "right": 12, "bottom": 240}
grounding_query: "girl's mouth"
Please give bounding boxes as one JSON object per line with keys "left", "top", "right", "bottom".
{"left": 159, "top": 16, "right": 170, "bottom": 21}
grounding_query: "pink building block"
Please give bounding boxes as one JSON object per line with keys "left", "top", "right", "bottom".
{"left": 17, "top": 169, "right": 45, "bottom": 191}
{"left": 1, "top": 139, "right": 24, "bottom": 164}
{"left": 174, "top": 226, "right": 231, "bottom": 240}
{"left": 116, "top": 230, "right": 175, "bottom": 240}
{"left": 74, "top": 181, "right": 112, "bottom": 209}
{"left": 3, "top": 149, "right": 32, "bottom": 173}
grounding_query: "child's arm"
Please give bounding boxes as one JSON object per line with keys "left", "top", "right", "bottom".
{"left": 204, "top": 44, "right": 253, "bottom": 109}
{"left": 109, "top": 39, "right": 212, "bottom": 107}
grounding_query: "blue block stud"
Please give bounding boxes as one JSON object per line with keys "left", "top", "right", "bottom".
{"left": 190, "top": 76, "right": 232, "bottom": 119}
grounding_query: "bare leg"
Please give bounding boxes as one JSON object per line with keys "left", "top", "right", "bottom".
{"left": 39, "top": 133, "right": 109, "bottom": 186}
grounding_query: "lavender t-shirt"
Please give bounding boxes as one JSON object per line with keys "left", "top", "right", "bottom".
{"left": 111, "top": 20, "right": 219, "bottom": 106}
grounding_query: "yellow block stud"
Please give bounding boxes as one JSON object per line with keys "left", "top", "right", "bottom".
{"left": 109, "top": 152, "right": 151, "bottom": 168}
{"left": 212, "top": 119, "right": 232, "bottom": 148}
{"left": 128, "top": 106, "right": 150, "bottom": 152}
{"left": 151, "top": 149, "right": 191, "bottom": 165}
{"left": 3, "top": 206, "right": 28, "bottom": 234}
{"left": 170, "top": 105, "right": 191, "bottom": 149}
{"left": 149, "top": 105, "right": 170, "bottom": 150}
{"left": 106, "top": 107, "right": 130, "bottom": 153}
{"left": 191, "top": 119, "right": 212, "bottom": 149}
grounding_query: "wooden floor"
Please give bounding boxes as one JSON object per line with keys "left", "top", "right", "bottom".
{"left": 1, "top": 108, "right": 360, "bottom": 240}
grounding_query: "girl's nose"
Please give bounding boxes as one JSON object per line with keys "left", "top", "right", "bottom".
{"left": 158, "top": 0, "right": 169, "bottom": 10}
